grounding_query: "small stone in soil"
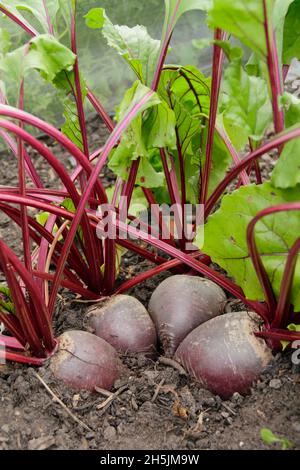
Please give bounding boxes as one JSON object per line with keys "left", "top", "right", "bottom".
{"left": 143, "top": 370, "right": 159, "bottom": 382}
{"left": 292, "top": 421, "right": 300, "bottom": 432}
{"left": 202, "top": 397, "right": 216, "bottom": 407}
{"left": 103, "top": 425, "right": 117, "bottom": 440}
{"left": 27, "top": 435, "right": 55, "bottom": 450}
{"left": 232, "top": 392, "right": 243, "bottom": 403}
{"left": 269, "top": 379, "right": 282, "bottom": 389}
{"left": 1, "top": 424, "right": 9, "bottom": 433}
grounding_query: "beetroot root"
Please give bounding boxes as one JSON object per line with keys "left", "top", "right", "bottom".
{"left": 87, "top": 295, "right": 157, "bottom": 355}
{"left": 50, "top": 330, "right": 121, "bottom": 391}
{"left": 175, "top": 311, "right": 273, "bottom": 399}
{"left": 148, "top": 275, "right": 226, "bottom": 356}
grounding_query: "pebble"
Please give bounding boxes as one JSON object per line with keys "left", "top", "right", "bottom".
{"left": 256, "top": 381, "right": 265, "bottom": 390}
{"left": 114, "top": 378, "right": 128, "bottom": 389}
{"left": 131, "top": 397, "right": 139, "bottom": 411}
{"left": 232, "top": 392, "right": 243, "bottom": 403}
{"left": 292, "top": 421, "right": 300, "bottom": 432}
{"left": 117, "top": 423, "right": 126, "bottom": 435}
{"left": 195, "top": 438, "right": 210, "bottom": 449}
{"left": 269, "top": 379, "right": 282, "bottom": 389}
{"left": 103, "top": 425, "right": 117, "bottom": 441}
{"left": 202, "top": 397, "right": 215, "bottom": 407}
{"left": 1, "top": 424, "right": 9, "bottom": 434}
{"left": 143, "top": 370, "right": 159, "bottom": 382}
{"left": 27, "top": 435, "right": 55, "bottom": 450}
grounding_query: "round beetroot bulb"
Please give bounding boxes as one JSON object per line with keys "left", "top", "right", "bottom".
{"left": 148, "top": 275, "right": 226, "bottom": 356}
{"left": 175, "top": 312, "right": 273, "bottom": 399}
{"left": 50, "top": 330, "right": 121, "bottom": 391}
{"left": 87, "top": 295, "right": 157, "bottom": 355}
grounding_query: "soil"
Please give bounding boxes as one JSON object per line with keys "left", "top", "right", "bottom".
{"left": 0, "top": 113, "right": 300, "bottom": 451}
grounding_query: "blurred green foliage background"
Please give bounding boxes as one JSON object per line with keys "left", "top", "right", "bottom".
{"left": 0, "top": 0, "right": 211, "bottom": 125}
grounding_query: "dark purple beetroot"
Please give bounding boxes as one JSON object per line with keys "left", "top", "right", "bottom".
{"left": 175, "top": 311, "right": 273, "bottom": 399}
{"left": 50, "top": 330, "right": 121, "bottom": 391}
{"left": 87, "top": 295, "right": 157, "bottom": 355}
{"left": 148, "top": 275, "right": 226, "bottom": 356}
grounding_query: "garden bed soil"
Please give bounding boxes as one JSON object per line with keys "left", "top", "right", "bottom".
{"left": 0, "top": 116, "right": 299, "bottom": 451}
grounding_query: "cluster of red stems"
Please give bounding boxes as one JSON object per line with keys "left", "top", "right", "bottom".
{"left": 0, "top": 2, "right": 300, "bottom": 366}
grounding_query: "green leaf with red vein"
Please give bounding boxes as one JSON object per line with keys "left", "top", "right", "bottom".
{"left": 109, "top": 80, "right": 176, "bottom": 188}
{"left": 0, "top": 285, "right": 15, "bottom": 315}
{"left": 220, "top": 58, "right": 272, "bottom": 150}
{"left": 271, "top": 93, "right": 300, "bottom": 188}
{"left": 163, "top": 0, "right": 211, "bottom": 41}
{"left": 208, "top": 0, "right": 294, "bottom": 59}
{"left": 201, "top": 182, "right": 300, "bottom": 309}
{"left": 159, "top": 66, "right": 211, "bottom": 156}
{"left": 283, "top": 0, "right": 300, "bottom": 64}
{"left": 84, "top": 7, "right": 161, "bottom": 86}
{"left": 0, "top": 0, "right": 60, "bottom": 34}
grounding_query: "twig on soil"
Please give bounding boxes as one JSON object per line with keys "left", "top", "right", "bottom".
{"left": 70, "top": 297, "right": 104, "bottom": 304}
{"left": 182, "top": 409, "right": 210, "bottom": 440}
{"left": 72, "top": 387, "right": 115, "bottom": 412}
{"left": 94, "top": 386, "right": 113, "bottom": 397}
{"left": 221, "top": 402, "right": 237, "bottom": 416}
{"left": 33, "top": 371, "right": 92, "bottom": 432}
{"left": 96, "top": 384, "right": 128, "bottom": 411}
{"left": 157, "top": 357, "right": 187, "bottom": 376}
{"left": 151, "top": 378, "right": 165, "bottom": 402}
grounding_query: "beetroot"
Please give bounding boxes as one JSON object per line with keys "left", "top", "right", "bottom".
{"left": 175, "top": 312, "right": 273, "bottom": 399}
{"left": 87, "top": 295, "right": 157, "bottom": 355}
{"left": 148, "top": 275, "right": 226, "bottom": 356}
{"left": 50, "top": 330, "right": 121, "bottom": 391}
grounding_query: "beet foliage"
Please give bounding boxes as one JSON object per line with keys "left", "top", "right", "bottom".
{"left": 0, "top": 0, "right": 299, "bottom": 370}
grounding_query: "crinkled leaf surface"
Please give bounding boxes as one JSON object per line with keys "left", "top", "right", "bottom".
{"left": 220, "top": 58, "right": 272, "bottom": 150}
{"left": 0, "top": 0, "right": 60, "bottom": 34}
{"left": 208, "top": 0, "right": 294, "bottom": 59}
{"left": 271, "top": 93, "right": 300, "bottom": 188}
{"left": 283, "top": 0, "right": 300, "bottom": 64}
{"left": 201, "top": 122, "right": 233, "bottom": 197}
{"left": 53, "top": 69, "right": 88, "bottom": 151}
{"left": 202, "top": 182, "right": 300, "bottom": 309}
{"left": 84, "top": 8, "right": 160, "bottom": 85}
{"left": 0, "top": 34, "right": 75, "bottom": 93}
{"left": 26, "top": 34, "right": 75, "bottom": 81}
{"left": 0, "top": 34, "right": 89, "bottom": 150}
{"left": 109, "top": 81, "right": 175, "bottom": 188}
{"left": 158, "top": 65, "right": 231, "bottom": 200}
{"left": 163, "top": 0, "right": 211, "bottom": 39}
{"left": 159, "top": 65, "right": 211, "bottom": 157}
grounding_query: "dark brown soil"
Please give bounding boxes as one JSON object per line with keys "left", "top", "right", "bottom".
{"left": 0, "top": 117, "right": 299, "bottom": 451}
